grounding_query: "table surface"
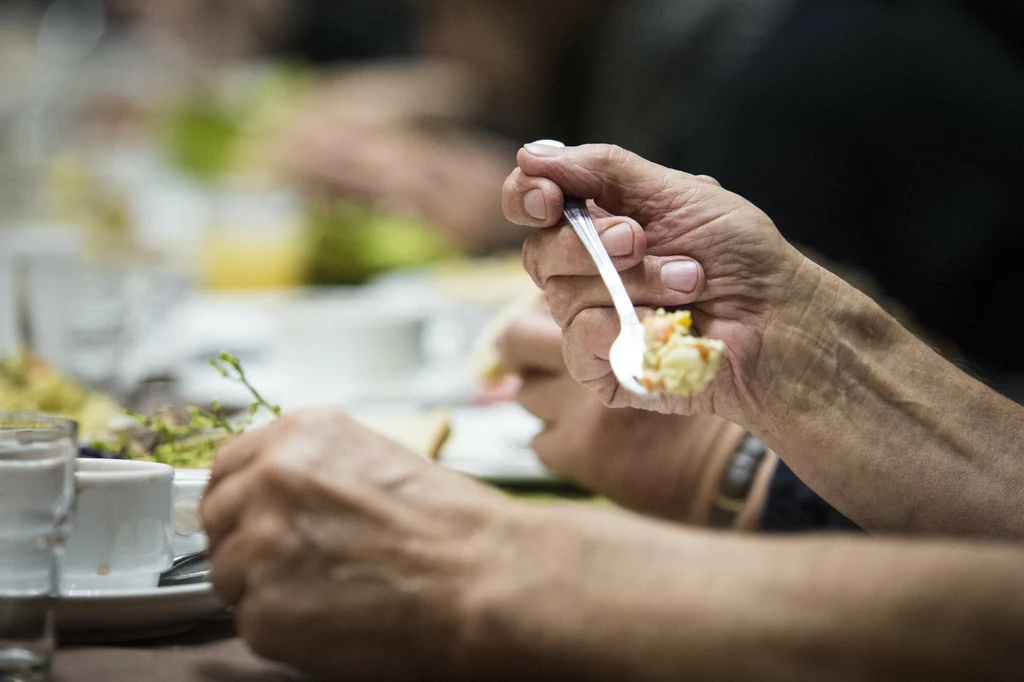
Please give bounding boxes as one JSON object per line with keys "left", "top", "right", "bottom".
{"left": 55, "top": 617, "right": 307, "bottom": 682}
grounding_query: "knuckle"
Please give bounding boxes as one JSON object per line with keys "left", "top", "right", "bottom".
{"left": 637, "top": 259, "right": 674, "bottom": 302}
{"left": 576, "top": 307, "right": 608, "bottom": 341}
{"left": 561, "top": 318, "right": 591, "bottom": 381}
{"left": 521, "top": 237, "right": 544, "bottom": 286}
{"left": 563, "top": 232, "right": 596, "bottom": 274}
{"left": 579, "top": 373, "right": 622, "bottom": 409}
{"left": 562, "top": 311, "right": 618, "bottom": 386}
{"left": 594, "top": 143, "right": 627, "bottom": 167}
{"left": 596, "top": 386, "right": 618, "bottom": 408}
{"left": 248, "top": 514, "right": 286, "bottom": 555}
{"left": 501, "top": 172, "right": 520, "bottom": 218}
{"left": 260, "top": 455, "right": 304, "bottom": 491}
{"left": 542, "top": 277, "right": 581, "bottom": 328}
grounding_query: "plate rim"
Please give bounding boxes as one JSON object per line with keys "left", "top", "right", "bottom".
{"left": 61, "top": 582, "right": 215, "bottom": 601}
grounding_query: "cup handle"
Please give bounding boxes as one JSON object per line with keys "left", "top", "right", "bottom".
{"left": 173, "top": 495, "right": 204, "bottom": 536}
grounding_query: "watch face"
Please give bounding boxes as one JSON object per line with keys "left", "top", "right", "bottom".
{"left": 710, "top": 434, "right": 768, "bottom": 528}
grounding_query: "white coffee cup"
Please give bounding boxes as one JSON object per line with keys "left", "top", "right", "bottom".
{"left": 171, "top": 469, "right": 211, "bottom": 557}
{"left": 62, "top": 459, "right": 175, "bottom": 592}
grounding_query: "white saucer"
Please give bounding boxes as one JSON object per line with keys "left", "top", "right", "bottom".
{"left": 57, "top": 583, "right": 224, "bottom": 639}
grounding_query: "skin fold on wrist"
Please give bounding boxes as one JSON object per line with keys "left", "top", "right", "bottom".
{"left": 746, "top": 257, "right": 840, "bottom": 435}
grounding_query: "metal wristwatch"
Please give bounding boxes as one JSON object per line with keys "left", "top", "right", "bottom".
{"left": 707, "top": 434, "right": 768, "bottom": 529}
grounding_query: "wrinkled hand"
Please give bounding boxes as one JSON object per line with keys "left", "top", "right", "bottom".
{"left": 200, "top": 409, "right": 512, "bottom": 680}
{"left": 503, "top": 143, "right": 824, "bottom": 425}
{"left": 498, "top": 301, "right": 745, "bottom": 523}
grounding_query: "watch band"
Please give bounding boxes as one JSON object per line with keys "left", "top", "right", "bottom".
{"left": 707, "top": 433, "right": 768, "bottom": 529}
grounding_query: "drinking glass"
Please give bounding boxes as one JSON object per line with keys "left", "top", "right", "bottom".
{"left": 24, "top": 256, "right": 133, "bottom": 394}
{"left": 0, "top": 414, "right": 77, "bottom": 682}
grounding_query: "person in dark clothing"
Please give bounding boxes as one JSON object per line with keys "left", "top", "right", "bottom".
{"left": 276, "top": 0, "right": 414, "bottom": 64}
{"left": 653, "top": 0, "right": 1024, "bottom": 403}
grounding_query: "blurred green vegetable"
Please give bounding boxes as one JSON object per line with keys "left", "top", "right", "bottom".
{"left": 162, "top": 101, "right": 240, "bottom": 180}
{"left": 1, "top": 352, "right": 120, "bottom": 441}
{"left": 306, "top": 202, "right": 457, "bottom": 285}
{"left": 161, "top": 63, "right": 312, "bottom": 180}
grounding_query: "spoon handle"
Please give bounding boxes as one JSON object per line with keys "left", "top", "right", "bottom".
{"left": 562, "top": 198, "right": 641, "bottom": 328}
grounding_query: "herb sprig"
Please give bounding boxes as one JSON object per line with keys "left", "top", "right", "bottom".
{"left": 208, "top": 352, "right": 281, "bottom": 421}
{"left": 96, "top": 352, "right": 279, "bottom": 468}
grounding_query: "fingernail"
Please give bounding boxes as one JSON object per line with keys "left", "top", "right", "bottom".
{"left": 600, "top": 223, "right": 634, "bottom": 257}
{"left": 524, "top": 189, "right": 547, "bottom": 221}
{"left": 524, "top": 143, "right": 564, "bottom": 158}
{"left": 661, "top": 261, "right": 700, "bottom": 293}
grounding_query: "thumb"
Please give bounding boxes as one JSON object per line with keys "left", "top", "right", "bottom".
{"left": 516, "top": 143, "right": 700, "bottom": 224}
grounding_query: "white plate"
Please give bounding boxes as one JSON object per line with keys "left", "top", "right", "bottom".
{"left": 171, "top": 406, "right": 560, "bottom": 485}
{"left": 57, "top": 583, "right": 224, "bottom": 639}
{"left": 443, "top": 454, "right": 556, "bottom": 484}
{"left": 439, "top": 405, "right": 561, "bottom": 484}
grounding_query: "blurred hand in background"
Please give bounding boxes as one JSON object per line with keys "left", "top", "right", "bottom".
{"left": 110, "top": 0, "right": 292, "bottom": 62}
{"left": 266, "top": 0, "right": 600, "bottom": 255}
{"left": 270, "top": 62, "right": 527, "bottom": 253}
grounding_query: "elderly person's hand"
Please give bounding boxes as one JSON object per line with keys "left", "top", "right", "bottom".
{"left": 505, "top": 143, "right": 1024, "bottom": 540}
{"left": 197, "top": 413, "right": 1024, "bottom": 682}
{"left": 503, "top": 143, "right": 824, "bottom": 427}
{"left": 200, "top": 409, "right": 514, "bottom": 679}
{"left": 114, "top": 0, "right": 289, "bottom": 62}
{"left": 277, "top": 124, "right": 522, "bottom": 252}
{"left": 497, "top": 300, "right": 773, "bottom": 527}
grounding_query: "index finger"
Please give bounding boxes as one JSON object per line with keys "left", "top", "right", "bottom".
{"left": 508, "top": 143, "right": 702, "bottom": 226}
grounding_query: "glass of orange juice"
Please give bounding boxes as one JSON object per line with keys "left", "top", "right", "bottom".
{"left": 201, "top": 187, "right": 309, "bottom": 291}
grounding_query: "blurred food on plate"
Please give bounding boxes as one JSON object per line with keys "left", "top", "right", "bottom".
{"left": 0, "top": 352, "right": 120, "bottom": 441}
